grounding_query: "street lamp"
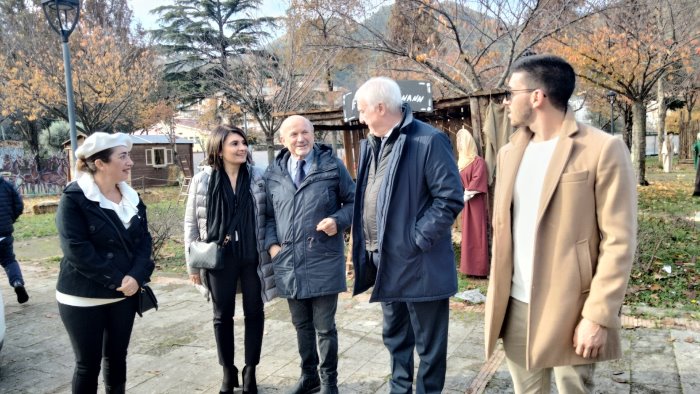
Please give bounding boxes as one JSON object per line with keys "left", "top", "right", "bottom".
{"left": 606, "top": 91, "right": 617, "bottom": 135}
{"left": 42, "top": 0, "right": 80, "bottom": 175}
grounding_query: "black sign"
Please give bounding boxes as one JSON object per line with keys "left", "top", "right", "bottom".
{"left": 343, "top": 80, "right": 433, "bottom": 122}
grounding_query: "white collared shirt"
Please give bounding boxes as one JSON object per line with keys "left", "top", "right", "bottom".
{"left": 76, "top": 172, "right": 140, "bottom": 228}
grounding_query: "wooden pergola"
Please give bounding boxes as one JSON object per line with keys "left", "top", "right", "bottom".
{"left": 275, "top": 90, "right": 506, "bottom": 179}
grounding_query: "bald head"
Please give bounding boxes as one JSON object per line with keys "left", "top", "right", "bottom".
{"left": 280, "top": 115, "right": 315, "bottom": 159}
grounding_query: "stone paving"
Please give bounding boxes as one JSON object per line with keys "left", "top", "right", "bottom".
{"left": 1, "top": 253, "right": 699, "bottom": 393}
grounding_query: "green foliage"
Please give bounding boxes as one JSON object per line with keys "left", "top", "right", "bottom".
{"left": 150, "top": 0, "right": 275, "bottom": 104}
{"left": 628, "top": 213, "right": 699, "bottom": 310}
{"left": 627, "top": 162, "right": 700, "bottom": 311}
{"left": 38, "top": 121, "right": 72, "bottom": 158}
{"left": 14, "top": 213, "right": 58, "bottom": 239}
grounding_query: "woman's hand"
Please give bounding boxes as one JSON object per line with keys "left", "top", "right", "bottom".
{"left": 116, "top": 275, "right": 139, "bottom": 297}
{"left": 190, "top": 274, "right": 202, "bottom": 285}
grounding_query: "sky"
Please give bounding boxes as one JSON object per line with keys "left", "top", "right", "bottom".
{"left": 127, "top": 0, "right": 288, "bottom": 30}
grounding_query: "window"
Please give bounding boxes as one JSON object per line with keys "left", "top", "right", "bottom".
{"left": 145, "top": 147, "right": 173, "bottom": 168}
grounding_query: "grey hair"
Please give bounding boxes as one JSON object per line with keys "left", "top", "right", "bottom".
{"left": 354, "top": 77, "right": 403, "bottom": 114}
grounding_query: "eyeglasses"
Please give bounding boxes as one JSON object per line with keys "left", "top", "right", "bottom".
{"left": 504, "top": 88, "right": 542, "bottom": 100}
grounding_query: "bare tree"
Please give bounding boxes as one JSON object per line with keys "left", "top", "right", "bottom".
{"left": 216, "top": 32, "right": 328, "bottom": 163}
{"left": 310, "top": 0, "right": 607, "bottom": 95}
{"left": 551, "top": 0, "right": 699, "bottom": 185}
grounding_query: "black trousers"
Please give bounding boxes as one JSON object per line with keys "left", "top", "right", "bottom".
{"left": 206, "top": 256, "right": 264, "bottom": 367}
{"left": 381, "top": 299, "right": 450, "bottom": 394}
{"left": 58, "top": 298, "right": 136, "bottom": 393}
{"left": 287, "top": 294, "right": 339, "bottom": 385}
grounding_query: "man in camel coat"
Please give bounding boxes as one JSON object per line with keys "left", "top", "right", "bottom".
{"left": 485, "top": 54, "right": 637, "bottom": 393}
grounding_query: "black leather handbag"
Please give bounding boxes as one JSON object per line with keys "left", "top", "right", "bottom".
{"left": 137, "top": 285, "right": 158, "bottom": 317}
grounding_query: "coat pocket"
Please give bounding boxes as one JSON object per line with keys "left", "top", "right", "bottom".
{"left": 576, "top": 240, "right": 593, "bottom": 294}
{"left": 560, "top": 170, "right": 588, "bottom": 183}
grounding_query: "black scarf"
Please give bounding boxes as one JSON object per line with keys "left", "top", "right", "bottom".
{"left": 206, "top": 166, "right": 251, "bottom": 245}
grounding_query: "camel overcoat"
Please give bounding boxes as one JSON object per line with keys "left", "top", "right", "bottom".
{"left": 484, "top": 110, "right": 637, "bottom": 370}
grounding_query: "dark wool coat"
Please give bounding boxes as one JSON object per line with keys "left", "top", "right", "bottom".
{"left": 56, "top": 182, "right": 154, "bottom": 298}
{"left": 351, "top": 104, "right": 464, "bottom": 302}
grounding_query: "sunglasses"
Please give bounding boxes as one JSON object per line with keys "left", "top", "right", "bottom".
{"left": 504, "top": 88, "right": 545, "bottom": 100}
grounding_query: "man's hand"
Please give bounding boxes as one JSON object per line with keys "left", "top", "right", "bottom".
{"left": 316, "top": 217, "right": 338, "bottom": 236}
{"left": 269, "top": 244, "right": 281, "bottom": 259}
{"left": 190, "top": 274, "right": 201, "bottom": 285}
{"left": 573, "top": 318, "right": 608, "bottom": 359}
{"left": 116, "top": 275, "right": 139, "bottom": 297}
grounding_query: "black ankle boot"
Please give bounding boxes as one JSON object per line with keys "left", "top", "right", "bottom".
{"left": 13, "top": 283, "right": 28, "bottom": 304}
{"left": 220, "top": 365, "right": 239, "bottom": 393}
{"left": 242, "top": 365, "right": 257, "bottom": 394}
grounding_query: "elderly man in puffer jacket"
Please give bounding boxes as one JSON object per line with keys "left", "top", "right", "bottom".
{"left": 265, "top": 115, "right": 355, "bottom": 394}
{"left": 0, "top": 174, "right": 29, "bottom": 304}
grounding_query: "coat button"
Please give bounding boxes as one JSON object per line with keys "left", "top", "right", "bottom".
{"left": 109, "top": 239, "right": 115, "bottom": 244}
{"left": 109, "top": 284, "right": 116, "bottom": 290}
{"left": 107, "top": 252, "right": 114, "bottom": 259}
{"left": 89, "top": 225, "right": 96, "bottom": 232}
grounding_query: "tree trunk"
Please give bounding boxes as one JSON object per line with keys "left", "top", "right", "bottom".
{"left": 622, "top": 104, "right": 633, "bottom": 150}
{"left": 656, "top": 78, "right": 667, "bottom": 163}
{"left": 631, "top": 100, "right": 648, "bottom": 186}
{"left": 331, "top": 130, "right": 339, "bottom": 154}
{"left": 266, "top": 132, "right": 275, "bottom": 166}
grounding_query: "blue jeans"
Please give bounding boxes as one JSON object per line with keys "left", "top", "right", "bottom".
{"left": 287, "top": 294, "right": 339, "bottom": 385}
{"left": 381, "top": 299, "right": 450, "bottom": 394}
{"left": 0, "top": 236, "right": 24, "bottom": 286}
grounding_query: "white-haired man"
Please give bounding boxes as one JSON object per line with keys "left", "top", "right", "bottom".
{"left": 350, "top": 77, "right": 463, "bottom": 393}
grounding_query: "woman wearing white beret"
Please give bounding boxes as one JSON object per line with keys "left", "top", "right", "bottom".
{"left": 55, "top": 132, "right": 154, "bottom": 394}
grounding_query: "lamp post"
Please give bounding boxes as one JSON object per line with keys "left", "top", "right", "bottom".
{"left": 42, "top": 0, "right": 80, "bottom": 175}
{"left": 606, "top": 91, "right": 617, "bottom": 135}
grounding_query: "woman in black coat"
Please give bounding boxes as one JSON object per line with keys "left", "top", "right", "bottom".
{"left": 56, "top": 132, "right": 154, "bottom": 394}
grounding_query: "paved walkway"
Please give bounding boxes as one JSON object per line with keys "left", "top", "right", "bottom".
{"left": 1, "top": 240, "right": 699, "bottom": 393}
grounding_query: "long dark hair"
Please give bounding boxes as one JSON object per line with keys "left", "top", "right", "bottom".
{"left": 205, "top": 125, "right": 248, "bottom": 170}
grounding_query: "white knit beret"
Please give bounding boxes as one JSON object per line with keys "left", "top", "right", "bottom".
{"left": 75, "top": 132, "right": 132, "bottom": 160}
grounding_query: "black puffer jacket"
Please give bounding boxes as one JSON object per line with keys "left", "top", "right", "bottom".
{"left": 56, "top": 182, "right": 155, "bottom": 298}
{"left": 0, "top": 177, "right": 23, "bottom": 237}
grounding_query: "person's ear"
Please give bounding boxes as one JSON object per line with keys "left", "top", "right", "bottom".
{"left": 531, "top": 89, "right": 546, "bottom": 108}
{"left": 377, "top": 102, "right": 385, "bottom": 115}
